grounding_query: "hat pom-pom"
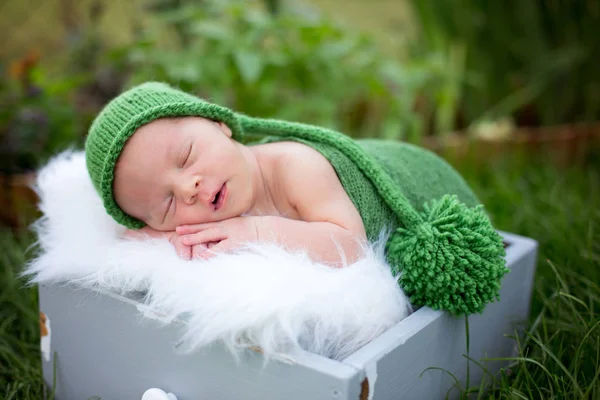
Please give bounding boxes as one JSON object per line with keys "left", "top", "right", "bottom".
{"left": 386, "top": 195, "right": 508, "bottom": 315}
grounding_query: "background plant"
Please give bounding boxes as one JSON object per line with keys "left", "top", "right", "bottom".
{"left": 0, "top": 53, "right": 85, "bottom": 174}
{"left": 113, "top": 0, "right": 431, "bottom": 140}
{"left": 0, "top": 1, "right": 130, "bottom": 175}
{"left": 408, "top": 0, "right": 600, "bottom": 132}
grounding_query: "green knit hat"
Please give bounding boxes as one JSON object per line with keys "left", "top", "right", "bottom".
{"left": 85, "top": 82, "right": 244, "bottom": 229}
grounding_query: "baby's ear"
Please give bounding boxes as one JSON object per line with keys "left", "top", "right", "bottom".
{"left": 216, "top": 121, "right": 233, "bottom": 138}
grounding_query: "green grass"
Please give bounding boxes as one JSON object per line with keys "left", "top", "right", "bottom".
{"left": 456, "top": 152, "right": 600, "bottom": 399}
{"left": 0, "top": 229, "right": 46, "bottom": 399}
{"left": 1, "top": 151, "right": 599, "bottom": 399}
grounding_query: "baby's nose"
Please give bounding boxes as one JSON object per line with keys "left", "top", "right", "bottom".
{"left": 178, "top": 175, "right": 201, "bottom": 204}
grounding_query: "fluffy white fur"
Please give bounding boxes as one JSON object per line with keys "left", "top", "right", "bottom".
{"left": 24, "top": 151, "right": 412, "bottom": 360}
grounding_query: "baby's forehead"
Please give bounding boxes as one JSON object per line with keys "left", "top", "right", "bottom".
{"left": 131, "top": 116, "right": 216, "bottom": 138}
{"left": 122, "top": 118, "right": 182, "bottom": 149}
{"left": 136, "top": 116, "right": 183, "bottom": 132}
{"left": 117, "top": 117, "right": 198, "bottom": 161}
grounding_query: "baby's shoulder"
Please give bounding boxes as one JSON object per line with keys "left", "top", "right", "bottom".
{"left": 262, "top": 140, "right": 333, "bottom": 174}
{"left": 255, "top": 140, "right": 339, "bottom": 193}
{"left": 251, "top": 140, "right": 362, "bottom": 227}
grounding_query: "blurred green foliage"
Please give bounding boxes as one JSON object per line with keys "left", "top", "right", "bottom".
{"left": 2, "top": 0, "right": 599, "bottom": 174}
{"left": 0, "top": 1, "right": 126, "bottom": 174}
{"left": 409, "top": 0, "right": 600, "bottom": 131}
{"left": 0, "top": 54, "right": 86, "bottom": 173}
{"left": 113, "top": 0, "right": 430, "bottom": 140}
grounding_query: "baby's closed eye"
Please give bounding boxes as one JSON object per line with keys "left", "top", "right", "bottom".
{"left": 181, "top": 143, "right": 193, "bottom": 168}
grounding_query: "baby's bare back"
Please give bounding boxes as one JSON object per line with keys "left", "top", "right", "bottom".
{"left": 251, "top": 141, "right": 365, "bottom": 232}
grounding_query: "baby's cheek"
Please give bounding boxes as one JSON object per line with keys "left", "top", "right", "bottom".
{"left": 143, "top": 220, "right": 169, "bottom": 232}
{"left": 176, "top": 206, "right": 211, "bottom": 226}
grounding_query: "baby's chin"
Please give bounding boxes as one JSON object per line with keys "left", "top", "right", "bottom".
{"left": 144, "top": 222, "right": 174, "bottom": 232}
{"left": 141, "top": 218, "right": 180, "bottom": 232}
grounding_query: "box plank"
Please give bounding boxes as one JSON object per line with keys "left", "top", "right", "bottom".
{"left": 342, "top": 232, "right": 538, "bottom": 400}
{"left": 39, "top": 284, "right": 365, "bottom": 400}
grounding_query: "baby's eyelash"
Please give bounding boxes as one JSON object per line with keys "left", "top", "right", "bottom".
{"left": 163, "top": 196, "right": 173, "bottom": 223}
{"left": 182, "top": 144, "right": 192, "bottom": 167}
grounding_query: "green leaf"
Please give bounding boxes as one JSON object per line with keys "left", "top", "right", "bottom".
{"left": 318, "top": 38, "right": 356, "bottom": 60}
{"left": 165, "top": 63, "right": 201, "bottom": 83}
{"left": 233, "top": 50, "right": 264, "bottom": 84}
{"left": 154, "top": 4, "right": 201, "bottom": 23}
{"left": 190, "top": 21, "right": 231, "bottom": 41}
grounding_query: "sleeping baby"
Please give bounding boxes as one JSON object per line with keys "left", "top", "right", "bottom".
{"left": 85, "top": 82, "right": 508, "bottom": 315}
{"left": 111, "top": 115, "right": 367, "bottom": 265}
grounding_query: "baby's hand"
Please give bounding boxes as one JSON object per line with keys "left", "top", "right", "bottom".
{"left": 123, "top": 226, "right": 207, "bottom": 261}
{"left": 176, "top": 216, "right": 260, "bottom": 260}
{"left": 167, "top": 231, "right": 210, "bottom": 261}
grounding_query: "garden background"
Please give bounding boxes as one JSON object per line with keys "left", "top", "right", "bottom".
{"left": 1, "top": 0, "right": 599, "bottom": 398}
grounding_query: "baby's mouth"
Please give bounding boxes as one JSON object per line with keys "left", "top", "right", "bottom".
{"left": 211, "top": 183, "right": 227, "bottom": 211}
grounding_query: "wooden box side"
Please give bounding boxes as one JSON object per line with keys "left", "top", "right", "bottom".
{"left": 39, "top": 283, "right": 366, "bottom": 400}
{"left": 342, "top": 232, "right": 539, "bottom": 400}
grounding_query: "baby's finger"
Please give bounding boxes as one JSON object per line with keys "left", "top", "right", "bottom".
{"left": 176, "top": 223, "right": 218, "bottom": 235}
{"left": 182, "top": 227, "right": 227, "bottom": 246}
{"left": 174, "top": 241, "right": 192, "bottom": 260}
{"left": 204, "top": 239, "right": 238, "bottom": 255}
{"left": 191, "top": 243, "right": 209, "bottom": 260}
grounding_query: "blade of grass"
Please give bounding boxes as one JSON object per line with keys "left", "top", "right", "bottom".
{"left": 525, "top": 332, "right": 584, "bottom": 397}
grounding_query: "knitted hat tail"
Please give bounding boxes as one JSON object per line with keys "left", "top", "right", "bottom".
{"left": 386, "top": 195, "right": 508, "bottom": 315}
{"left": 238, "top": 115, "right": 508, "bottom": 315}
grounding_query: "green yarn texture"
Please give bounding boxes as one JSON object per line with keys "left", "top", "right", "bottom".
{"left": 85, "top": 82, "right": 509, "bottom": 315}
{"left": 386, "top": 196, "right": 508, "bottom": 314}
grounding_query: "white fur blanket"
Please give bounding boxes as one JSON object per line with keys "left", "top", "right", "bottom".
{"left": 24, "top": 151, "right": 411, "bottom": 360}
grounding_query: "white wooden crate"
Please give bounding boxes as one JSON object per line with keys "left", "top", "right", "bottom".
{"left": 39, "top": 231, "right": 537, "bottom": 400}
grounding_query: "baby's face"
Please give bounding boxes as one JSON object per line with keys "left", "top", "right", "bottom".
{"left": 113, "top": 117, "right": 253, "bottom": 231}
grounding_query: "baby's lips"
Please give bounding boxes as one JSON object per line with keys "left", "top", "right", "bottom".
{"left": 208, "top": 183, "right": 223, "bottom": 206}
{"left": 214, "top": 183, "right": 227, "bottom": 211}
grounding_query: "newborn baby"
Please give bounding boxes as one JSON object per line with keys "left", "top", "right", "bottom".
{"left": 113, "top": 115, "right": 366, "bottom": 264}
{"left": 85, "top": 82, "right": 508, "bottom": 315}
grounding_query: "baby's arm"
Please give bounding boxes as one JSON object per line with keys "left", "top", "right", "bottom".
{"left": 177, "top": 214, "right": 365, "bottom": 266}
{"left": 259, "top": 216, "right": 366, "bottom": 266}
{"left": 178, "top": 145, "right": 368, "bottom": 266}
{"left": 263, "top": 145, "right": 368, "bottom": 265}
